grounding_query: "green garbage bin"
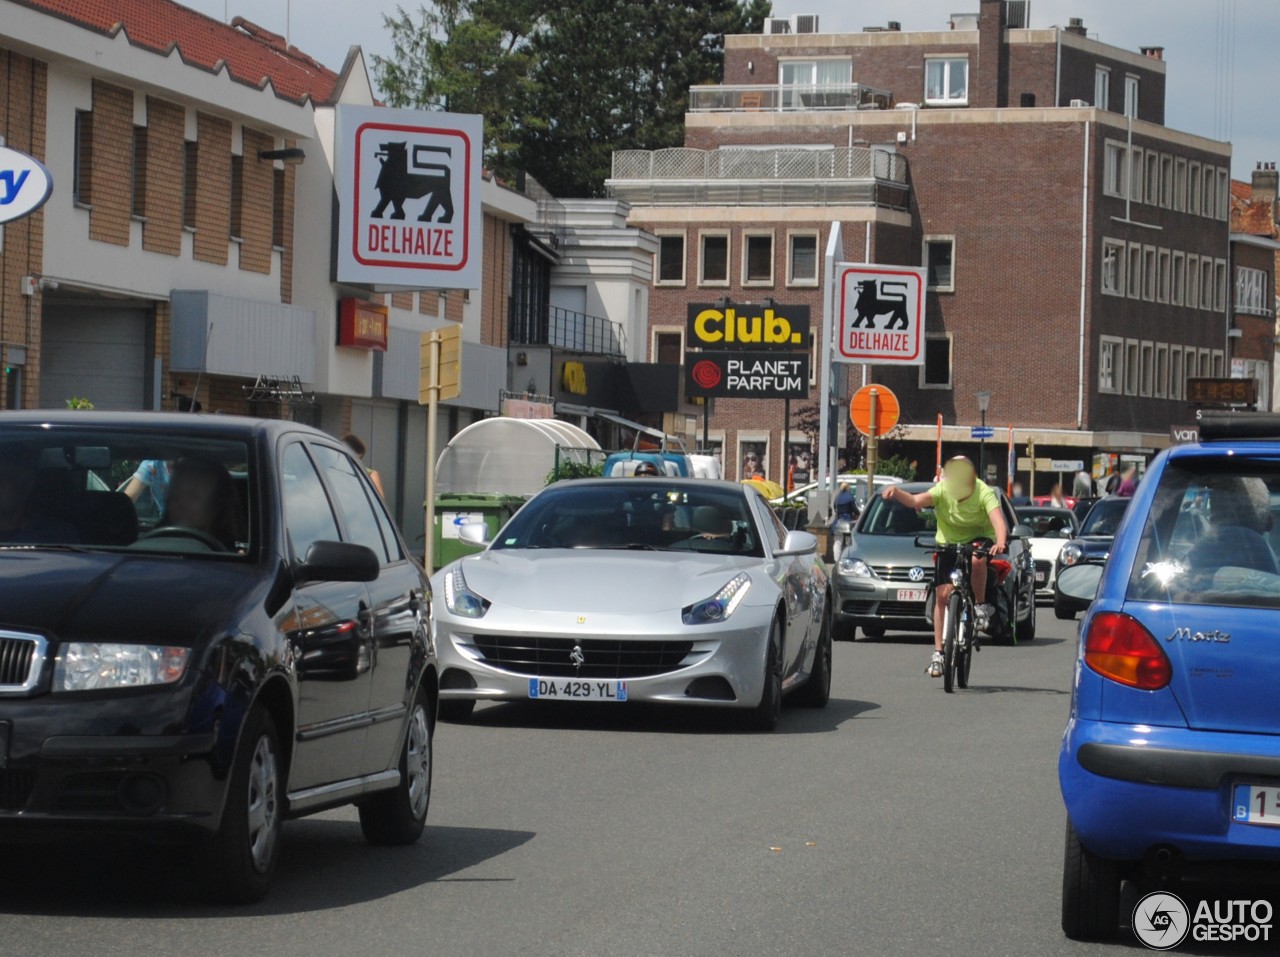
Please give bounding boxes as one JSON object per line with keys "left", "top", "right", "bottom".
{"left": 432, "top": 492, "right": 525, "bottom": 570}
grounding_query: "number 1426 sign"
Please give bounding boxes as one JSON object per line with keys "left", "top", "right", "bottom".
{"left": 836, "top": 264, "right": 926, "bottom": 365}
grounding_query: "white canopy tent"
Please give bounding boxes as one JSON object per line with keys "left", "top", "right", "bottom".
{"left": 435, "top": 418, "right": 602, "bottom": 497}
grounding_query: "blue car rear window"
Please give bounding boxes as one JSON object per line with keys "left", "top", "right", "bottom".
{"left": 1127, "top": 458, "right": 1280, "bottom": 608}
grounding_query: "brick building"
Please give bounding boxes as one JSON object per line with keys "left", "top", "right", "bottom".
{"left": 608, "top": 1, "right": 1235, "bottom": 490}
{"left": 1229, "top": 163, "right": 1280, "bottom": 408}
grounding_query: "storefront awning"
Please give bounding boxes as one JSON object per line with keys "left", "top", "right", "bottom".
{"left": 170, "top": 290, "right": 316, "bottom": 382}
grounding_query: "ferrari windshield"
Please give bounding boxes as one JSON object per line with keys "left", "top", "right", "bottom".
{"left": 0, "top": 427, "right": 252, "bottom": 557}
{"left": 492, "top": 482, "right": 764, "bottom": 556}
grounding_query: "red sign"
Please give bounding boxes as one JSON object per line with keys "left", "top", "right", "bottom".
{"left": 338, "top": 299, "right": 389, "bottom": 351}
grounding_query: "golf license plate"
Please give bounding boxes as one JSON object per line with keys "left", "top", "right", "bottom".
{"left": 528, "top": 678, "right": 628, "bottom": 702}
{"left": 897, "top": 588, "right": 927, "bottom": 602}
{"left": 1233, "top": 785, "right": 1280, "bottom": 826}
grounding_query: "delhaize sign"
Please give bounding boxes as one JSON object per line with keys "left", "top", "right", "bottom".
{"left": 335, "top": 106, "right": 481, "bottom": 289}
{"left": 835, "top": 264, "right": 926, "bottom": 364}
{"left": 686, "top": 303, "right": 810, "bottom": 350}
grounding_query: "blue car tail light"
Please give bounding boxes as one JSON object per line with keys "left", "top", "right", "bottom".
{"left": 1084, "top": 612, "right": 1172, "bottom": 690}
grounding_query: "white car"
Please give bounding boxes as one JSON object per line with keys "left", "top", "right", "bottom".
{"left": 1014, "top": 506, "right": 1080, "bottom": 598}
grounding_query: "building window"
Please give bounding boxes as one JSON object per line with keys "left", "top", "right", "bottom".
{"left": 1154, "top": 343, "right": 1169, "bottom": 398}
{"left": 73, "top": 110, "right": 93, "bottom": 206}
{"left": 1211, "top": 350, "right": 1224, "bottom": 377}
{"left": 1101, "top": 239, "right": 1125, "bottom": 295}
{"left": 921, "top": 335, "right": 952, "bottom": 389}
{"left": 1173, "top": 157, "right": 1187, "bottom": 212}
{"left": 787, "top": 232, "right": 818, "bottom": 286}
{"left": 1139, "top": 341, "right": 1154, "bottom": 396}
{"left": 229, "top": 154, "right": 244, "bottom": 240}
{"left": 1202, "top": 165, "right": 1216, "bottom": 219}
{"left": 1188, "top": 162, "right": 1201, "bottom": 215}
{"left": 1104, "top": 141, "right": 1128, "bottom": 197}
{"left": 1127, "top": 243, "right": 1142, "bottom": 299}
{"left": 182, "top": 141, "right": 198, "bottom": 229}
{"left": 1094, "top": 66, "right": 1110, "bottom": 110}
{"left": 1123, "top": 75, "right": 1139, "bottom": 118}
{"left": 742, "top": 232, "right": 774, "bottom": 285}
{"left": 1124, "top": 339, "right": 1140, "bottom": 396}
{"left": 1157, "top": 248, "right": 1171, "bottom": 303}
{"left": 1236, "top": 266, "right": 1270, "bottom": 316}
{"left": 1199, "top": 348, "right": 1212, "bottom": 378}
{"left": 699, "top": 232, "right": 729, "bottom": 285}
{"left": 924, "top": 236, "right": 955, "bottom": 291}
{"left": 271, "top": 167, "right": 286, "bottom": 249}
{"left": 656, "top": 233, "right": 686, "bottom": 285}
{"left": 1159, "top": 154, "right": 1173, "bottom": 207}
{"left": 1142, "top": 246, "right": 1157, "bottom": 301}
{"left": 1200, "top": 259, "right": 1214, "bottom": 310}
{"left": 1171, "top": 252, "right": 1185, "bottom": 305}
{"left": 653, "top": 329, "right": 683, "bottom": 365}
{"left": 1144, "top": 151, "right": 1159, "bottom": 205}
{"left": 1099, "top": 336, "right": 1122, "bottom": 394}
{"left": 1185, "top": 348, "right": 1199, "bottom": 380}
{"left": 1214, "top": 259, "right": 1228, "bottom": 312}
{"left": 1130, "top": 147, "right": 1144, "bottom": 202}
{"left": 1216, "top": 168, "right": 1230, "bottom": 221}
{"left": 130, "top": 126, "right": 147, "bottom": 218}
{"left": 1170, "top": 346, "right": 1184, "bottom": 399}
{"left": 1186, "top": 254, "right": 1200, "bottom": 308}
{"left": 924, "top": 57, "right": 968, "bottom": 105}
{"left": 779, "top": 59, "right": 853, "bottom": 108}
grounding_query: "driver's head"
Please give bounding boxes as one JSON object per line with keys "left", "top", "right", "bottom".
{"left": 633, "top": 461, "right": 660, "bottom": 477}
{"left": 165, "top": 457, "right": 237, "bottom": 542}
{"left": 943, "top": 456, "right": 977, "bottom": 501}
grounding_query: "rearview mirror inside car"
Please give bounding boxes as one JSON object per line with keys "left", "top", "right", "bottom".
{"left": 1056, "top": 563, "right": 1103, "bottom": 603}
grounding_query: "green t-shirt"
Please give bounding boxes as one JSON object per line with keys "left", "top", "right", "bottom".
{"left": 928, "top": 479, "right": 1000, "bottom": 545}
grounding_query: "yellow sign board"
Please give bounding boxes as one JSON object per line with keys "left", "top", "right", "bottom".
{"left": 419, "top": 325, "right": 462, "bottom": 403}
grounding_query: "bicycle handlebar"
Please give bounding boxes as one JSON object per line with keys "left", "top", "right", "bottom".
{"left": 912, "top": 535, "right": 992, "bottom": 559}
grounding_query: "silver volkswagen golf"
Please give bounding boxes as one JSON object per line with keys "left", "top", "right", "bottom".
{"left": 430, "top": 479, "right": 832, "bottom": 731}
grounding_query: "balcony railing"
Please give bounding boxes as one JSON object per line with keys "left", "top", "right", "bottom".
{"left": 607, "top": 146, "right": 910, "bottom": 209}
{"left": 509, "top": 302, "right": 627, "bottom": 357}
{"left": 689, "top": 83, "right": 892, "bottom": 113}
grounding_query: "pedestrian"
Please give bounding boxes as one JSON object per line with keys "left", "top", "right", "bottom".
{"left": 342, "top": 433, "right": 386, "bottom": 497}
{"left": 1010, "top": 481, "right": 1031, "bottom": 507}
{"left": 1115, "top": 466, "right": 1138, "bottom": 497}
{"left": 1072, "top": 469, "right": 1093, "bottom": 499}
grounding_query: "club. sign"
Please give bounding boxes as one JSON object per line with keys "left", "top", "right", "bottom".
{"left": 0, "top": 146, "right": 53, "bottom": 225}
{"left": 335, "top": 106, "right": 482, "bottom": 289}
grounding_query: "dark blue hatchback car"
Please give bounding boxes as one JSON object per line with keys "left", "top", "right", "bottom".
{"left": 1059, "top": 413, "right": 1280, "bottom": 941}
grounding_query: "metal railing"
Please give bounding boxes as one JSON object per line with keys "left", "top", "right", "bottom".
{"left": 606, "top": 146, "right": 910, "bottom": 209}
{"left": 688, "top": 83, "right": 892, "bottom": 113}
{"left": 508, "top": 302, "right": 627, "bottom": 357}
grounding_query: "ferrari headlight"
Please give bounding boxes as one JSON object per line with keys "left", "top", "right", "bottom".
{"left": 683, "top": 573, "right": 751, "bottom": 625}
{"left": 837, "top": 556, "right": 872, "bottom": 578}
{"left": 1060, "top": 543, "right": 1084, "bottom": 567}
{"left": 54, "top": 643, "right": 190, "bottom": 692}
{"left": 444, "top": 565, "right": 490, "bottom": 619}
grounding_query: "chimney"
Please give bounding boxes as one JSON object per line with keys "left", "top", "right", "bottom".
{"left": 977, "top": 0, "right": 1010, "bottom": 108}
{"left": 1254, "top": 161, "right": 1279, "bottom": 207}
{"left": 1065, "top": 17, "right": 1087, "bottom": 37}
{"left": 1140, "top": 46, "right": 1164, "bottom": 61}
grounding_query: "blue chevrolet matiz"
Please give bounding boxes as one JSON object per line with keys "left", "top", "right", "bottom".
{"left": 1058, "top": 413, "right": 1280, "bottom": 941}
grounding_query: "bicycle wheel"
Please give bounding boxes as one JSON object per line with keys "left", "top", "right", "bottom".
{"left": 956, "top": 600, "right": 973, "bottom": 689}
{"left": 942, "top": 591, "right": 962, "bottom": 694}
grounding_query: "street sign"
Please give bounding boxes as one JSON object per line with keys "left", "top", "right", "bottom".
{"left": 1050, "top": 459, "right": 1085, "bottom": 472}
{"left": 686, "top": 303, "right": 810, "bottom": 351}
{"left": 335, "top": 106, "right": 482, "bottom": 289}
{"left": 686, "top": 352, "right": 809, "bottom": 399}
{"left": 970, "top": 426, "right": 995, "bottom": 439}
{"left": 0, "top": 145, "right": 53, "bottom": 225}
{"left": 1017, "top": 457, "right": 1055, "bottom": 471}
{"left": 850, "top": 384, "right": 900, "bottom": 437}
{"left": 835, "top": 264, "right": 926, "bottom": 365}
{"left": 420, "top": 325, "right": 462, "bottom": 403}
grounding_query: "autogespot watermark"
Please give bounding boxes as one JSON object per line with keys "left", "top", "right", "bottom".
{"left": 1132, "top": 890, "right": 1274, "bottom": 950}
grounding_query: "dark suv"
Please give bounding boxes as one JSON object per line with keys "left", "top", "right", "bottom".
{"left": 0, "top": 413, "right": 437, "bottom": 902}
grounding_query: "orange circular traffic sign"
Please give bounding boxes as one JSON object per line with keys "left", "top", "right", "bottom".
{"left": 850, "top": 384, "right": 900, "bottom": 437}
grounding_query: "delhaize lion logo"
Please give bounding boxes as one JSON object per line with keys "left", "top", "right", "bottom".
{"left": 370, "top": 142, "right": 455, "bottom": 224}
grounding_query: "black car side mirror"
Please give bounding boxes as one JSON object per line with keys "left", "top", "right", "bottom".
{"left": 299, "top": 541, "right": 380, "bottom": 584}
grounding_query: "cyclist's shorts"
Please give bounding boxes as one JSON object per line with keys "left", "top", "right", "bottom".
{"left": 934, "top": 537, "right": 994, "bottom": 585}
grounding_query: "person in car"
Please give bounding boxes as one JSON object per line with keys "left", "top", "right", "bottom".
{"left": 160, "top": 457, "right": 243, "bottom": 549}
{"left": 633, "top": 460, "right": 660, "bottom": 477}
{"left": 122, "top": 458, "right": 172, "bottom": 518}
{"left": 0, "top": 449, "right": 78, "bottom": 545}
{"left": 881, "top": 456, "right": 1008, "bottom": 678}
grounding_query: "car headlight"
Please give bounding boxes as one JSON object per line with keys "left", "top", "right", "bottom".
{"left": 444, "top": 565, "right": 490, "bottom": 619}
{"left": 1060, "top": 543, "right": 1084, "bottom": 566}
{"left": 837, "top": 556, "right": 872, "bottom": 578}
{"left": 682, "top": 573, "right": 751, "bottom": 625}
{"left": 54, "top": 643, "right": 190, "bottom": 692}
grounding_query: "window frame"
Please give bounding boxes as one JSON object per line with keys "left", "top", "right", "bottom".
{"left": 741, "top": 230, "right": 775, "bottom": 286}
{"left": 1169, "top": 345, "right": 1184, "bottom": 400}
{"left": 1123, "top": 338, "right": 1140, "bottom": 396}
{"left": 1236, "top": 265, "right": 1271, "bottom": 316}
{"left": 1154, "top": 342, "right": 1169, "bottom": 399}
{"left": 1139, "top": 340, "right": 1154, "bottom": 397}
{"left": 1104, "top": 140, "right": 1128, "bottom": 198}
{"left": 1159, "top": 154, "right": 1173, "bottom": 208}
{"left": 1129, "top": 146, "right": 1144, "bottom": 203}
{"left": 1142, "top": 245, "right": 1157, "bottom": 301}
{"left": 1123, "top": 74, "right": 1139, "bottom": 118}
{"left": 654, "top": 230, "right": 687, "bottom": 286}
{"left": 1201, "top": 165, "right": 1216, "bottom": 219}
{"left": 1157, "top": 248, "right": 1171, "bottom": 304}
{"left": 1173, "top": 157, "right": 1187, "bottom": 212}
{"left": 1101, "top": 238, "right": 1125, "bottom": 296}
{"left": 1188, "top": 161, "right": 1201, "bottom": 215}
{"left": 1098, "top": 335, "right": 1123, "bottom": 394}
{"left": 924, "top": 56, "right": 969, "bottom": 106}
{"left": 697, "top": 230, "right": 730, "bottom": 287}
{"left": 1171, "top": 251, "right": 1185, "bottom": 306}
{"left": 1214, "top": 259, "right": 1228, "bottom": 313}
{"left": 1216, "top": 168, "right": 1230, "bottom": 221}
{"left": 1200, "top": 258, "right": 1215, "bottom": 310}
{"left": 1144, "top": 150, "right": 1159, "bottom": 205}
{"left": 1126, "top": 243, "right": 1142, "bottom": 299}
{"left": 923, "top": 235, "right": 956, "bottom": 292}
{"left": 786, "top": 230, "right": 820, "bottom": 287}
{"left": 1211, "top": 349, "right": 1224, "bottom": 377}
{"left": 73, "top": 109, "right": 93, "bottom": 207}
{"left": 1186, "top": 253, "right": 1200, "bottom": 308}
{"left": 651, "top": 326, "right": 685, "bottom": 365}
{"left": 920, "top": 333, "right": 953, "bottom": 390}
{"left": 1094, "top": 65, "right": 1110, "bottom": 111}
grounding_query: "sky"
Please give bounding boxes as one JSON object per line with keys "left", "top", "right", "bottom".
{"left": 184, "top": 0, "right": 1277, "bottom": 182}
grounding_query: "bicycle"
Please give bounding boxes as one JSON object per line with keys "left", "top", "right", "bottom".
{"left": 915, "top": 536, "right": 991, "bottom": 693}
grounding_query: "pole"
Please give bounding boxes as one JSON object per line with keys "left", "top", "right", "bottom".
{"left": 935, "top": 412, "right": 943, "bottom": 481}
{"left": 782, "top": 397, "right": 790, "bottom": 489}
{"left": 817, "top": 222, "right": 841, "bottom": 520}
{"left": 978, "top": 408, "right": 987, "bottom": 480}
{"left": 866, "top": 389, "right": 879, "bottom": 500}
{"left": 1006, "top": 427, "right": 1015, "bottom": 496}
{"left": 701, "top": 399, "right": 709, "bottom": 449}
{"left": 423, "top": 332, "right": 441, "bottom": 573}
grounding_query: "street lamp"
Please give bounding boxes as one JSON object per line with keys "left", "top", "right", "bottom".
{"left": 975, "top": 390, "right": 992, "bottom": 480}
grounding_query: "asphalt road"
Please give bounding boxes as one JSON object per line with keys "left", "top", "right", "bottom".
{"left": 2, "top": 607, "right": 1275, "bottom": 956}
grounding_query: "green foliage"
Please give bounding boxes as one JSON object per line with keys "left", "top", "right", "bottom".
{"left": 64, "top": 396, "right": 94, "bottom": 410}
{"left": 545, "top": 459, "right": 604, "bottom": 485}
{"left": 372, "top": 0, "right": 773, "bottom": 195}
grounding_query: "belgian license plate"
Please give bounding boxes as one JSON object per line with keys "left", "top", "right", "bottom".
{"left": 1233, "top": 785, "right": 1280, "bottom": 826}
{"left": 528, "top": 678, "right": 628, "bottom": 702}
{"left": 897, "top": 588, "right": 927, "bottom": 602}
{"left": 1035, "top": 571, "right": 1047, "bottom": 583}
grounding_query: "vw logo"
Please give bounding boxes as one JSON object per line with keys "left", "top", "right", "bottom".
{"left": 569, "top": 644, "right": 585, "bottom": 674}
{"left": 908, "top": 566, "right": 926, "bottom": 583}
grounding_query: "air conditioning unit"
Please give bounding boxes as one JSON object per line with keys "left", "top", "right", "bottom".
{"left": 1005, "top": 0, "right": 1030, "bottom": 29}
{"left": 1070, "top": 98, "right": 1089, "bottom": 108}
{"left": 792, "top": 14, "right": 820, "bottom": 34}
{"left": 763, "top": 17, "right": 791, "bottom": 35}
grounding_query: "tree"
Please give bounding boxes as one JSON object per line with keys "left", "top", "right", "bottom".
{"left": 372, "top": 0, "right": 772, "bottom": 195}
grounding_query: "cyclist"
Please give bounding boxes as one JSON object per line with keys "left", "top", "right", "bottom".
{"left": 880, "top": 456, "right": 1008, "bottom": 677}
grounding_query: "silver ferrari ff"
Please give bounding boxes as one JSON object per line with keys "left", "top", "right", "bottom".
{"left": 431, "top": 478, "right": 833, "bottom": 730}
